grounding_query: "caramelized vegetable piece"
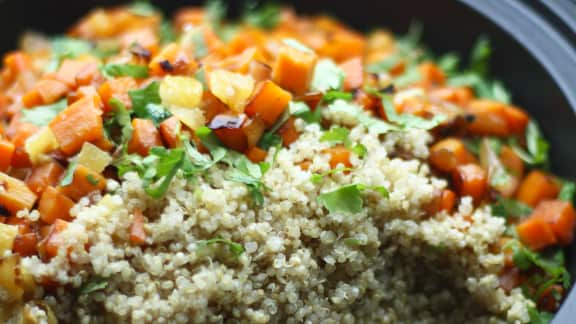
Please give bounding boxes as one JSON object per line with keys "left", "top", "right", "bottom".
{"left": 41, "top": 219, "right": 69, "bottom": 259}
{"left": 325, "top": 145, "right": 352, "bottom": 169}
{"left": 12, "top": 233, "right": 37, "bottom": 257}
{"left": 22, "top": 79, "right": 69, "bottom": 108}
{"left": 127, "top": 119, "right": 163, "bottom": 156}
{"left": 38, "top": 186, "right": 74, "bottom": 224}
{"left": 0, "top": 140, "right": 15, "bottom": 172}
{"left": 516, "top": 170, "right": 560, "bottom": 207}
{"left": 499, "top": 266, "right": 521, "bottom": 292}
{"left": 56, "top": 59, "right": 99, "bottom": 88}
{"left": 129, "top": 209, "right": 147, "bottom": 245}
{"left": 339, "top": 57, "right": 363, "bottom": 90}
{"left": 429, "top": 138, "right": 476, "bottom": 173}
{"left": 159, "top": 116, "right": 181, "bottom": 148}
{"left": 208, "top": 69, "right": 255, "bottom": 113}
{"left": 0, "top": 254, "right": 24, "bottom": 302}
{"left": 452, "top": 164, "right": 487, "bottom": 204}
{"left": 531, "top": 200, "right": 576, "bottom": 245}
{"left": 418, "top": 62, "right": 445, "bottom": 88}
{"left": 10, "top": 123, "right": 39, "bottom": 168}
{"left": 466, "top": 100, "right": 509, "bottom": 136}
{"left": 242, "top": 117, "right": 266, "bottom": 148}
{"left": 245, "top": 80, "right": 292, "bottom": 127}
{"left": 245, "top": 147, "right": 268, "bottom": 163}
{"left": 149, "top": 43, "right": 196, "bottom": 76}
{"left": 272, "top": 45, "right": 318, "bottom": 95}
{"left": 49, "top": 97, "right": 104, "bottom": 155}
{"left": 502, "top": 105, "right": 529, "bottom": 134}
{"left": 98, "top": 77, "right": 138, "bottom": 112}
{"left": 538, "top": 284, "right": 564, "bottom": 313}
{"left": 499, "top": 145, "right": 524, "bottom": 177}
{"left": 0, "top": 173, "right": 38, "bottom": 215}
{"left": 25, "top": 161, "right": 65, "bottom": 194}
{"left": 517, "top": 217, "right": 558, "bottom": 251}
{"left": 277, "top": 116, "right": 299, "bottom": 147}
{"left": 58, "top": 164, "right": 106, "bottom": 201}
{"left": 439, "top": 189, "right": 457, "bottom": 213}
{"left": 211, "top": 114, "right": 248, "bottom": 152}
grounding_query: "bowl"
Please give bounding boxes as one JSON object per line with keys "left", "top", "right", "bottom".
{"left": 0, "top": 0, "right": 575, "bottom": 322}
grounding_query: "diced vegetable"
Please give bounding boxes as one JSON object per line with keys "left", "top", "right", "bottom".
{"left": 0, "top": 173, "right": 38, "bottom": 215}
{"left": 531, "top": 200, "right": 576, "bottom": 245}
{"left": 49, "top": 96, "right": 104, "bottom": 155}
{"left": 208, "top": 69, "right": 255, "bottom": 113}
{"left": 10, "top": 122, "right": 39, "bottom": 168}
{"left": 25, "top": 161, "right": 65, "bottom": 194}
{"left": 129, "top": 208, "right": 147, "bottom": 245}
{"left": 272, "top": 44, "right": 318, "bottom": 95}
{"left": 277, "top": 116, "right": 299, "bottom": 147}
{"left": 500, "top": 145, "right": 524, "bottom": 177}
{"left": 517, "top": 217, "right": 558, "bottom": 251}
{"left": 418, "top": 62, "right": 445, "bottom": 88}
{"left": 58, "top": 164, "right": 106, "bottom": 201}
{"left": 22, "top": 79, "right": 69, "bottom": 108}
{"left": 38, "top": 186, "right": 74, "bottom": 224}
{"left": 98, "top": 77, "right": 138, "bottom": 112}
{"left": 169, "top": 106, "right": 206, "bottom": 131}
{"left": 24, "top": 127, "right": 59, "bottom": 165}
{"left": 242, "top": 117, "right": 266, "bottom": 148}
{"left": 12, "top": 233, "right": 38, "bottom": 257}
{"left": 516, "top": 170, "right": 560, "bottom": 207}
{"left": 452, "top": 164, "right": 487, "bottom": 204}
{"left": 149, "top": 43, "right": 196, "bottom": 76}
{"left": 40, "top": 219, "right": 69, "bottom": 259}
{"left": 127, "top": 118, "right": 164, "bottom": 156}
{"left": 429, "top": 138, "right": 476, "bottom": 173}
{"left": 0, "top": 254, "right": 24, "bottom": 302}
{"left": 339, "top": 57, "right": 363, "bottom": 90}
{"left": 324, "top": 145, "right": 352, "bottom": 169}
{"left": 439, "top": 189, "right": 457, "bottom": 213}
{"left": 159, "top": 75, "right": 203, "bottom": 108}
{"left": 0, "top": 223, "right": 18, "bottom": 255}
{"left": 159, "top": 116, "right": 181, "bottom": 148}
{"left": 502, "top": 105, "right": 529, "bottom": 134}
{"left": 0, "top": 140, "right": 15, "bottom": 172}
{"left": 245, "top": 146, "right": 268, "bottom": 163}
{"left": 56, "top": 58, "right": 99, "bottom": 87}
{"left": 466, "top": 100, "right": 509, "bottom": 136}
{"left": 76, "top": 142, "right": 112, "bottom": 173}
{"left": 245, "top": 80, "right": 292, "bottom": 127}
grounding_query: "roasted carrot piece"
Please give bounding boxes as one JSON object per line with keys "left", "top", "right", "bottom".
{"left": 0, "top": 173, "right": 38, "bottom": 215}
{"left": 97, "top": 77, "right": 138, "bottom": 112}
{"left": 466, "top": 100, "right": 510, "bottom": 136}
{"left": 56, "top": 59, "right": 98, "bottom": 88}
{"left": 418, "top": 62, "right": 445, "bottom": 88}
{"left": 0, "top": 140, "right": 15, "bottom": 172}
{"left": 272, "top": 45, "right": 317, "bottom": 95}
{"left": 67, "top": 85, "right": 102, "bottom": 107}
{"left": 452, "top": 164, "right": 487, "bottom": 204}
{"left": 500, "top": 145, "right": 524, "bottom": 177}
{"left": 149, "top": 43, "right": 196, "bottom": 76}
{"left": 429, "top": 86, "right": 474, "bottom": 107}
{"left": 324, "top": 145, "right": 352, "bottom": 169}
{"left": 10, "top": 123, "right": 39, "bottom": 168}
{"left": 339, "top": 57, "right": 363, "bottom": 90}
{"left": 214, "top": 127, "right": 248, "bottom": 152}
{"left": 159, "top": 116, "right": 181, "bottom": 148}
{"left": 502, "top": 105, "right": 529, "bottom": 135}
{"left": 245, "top": 80, "right": 292, "bottom": 127}
{"left": 538, "top": 284, "right": 563, "bottom": 313}
{"left": 517, "top": 217, "right": 558, "bottom": 251}
{"left": 38, "top": 186, "right": 74, "bottom": 224}
{"left": 516, "top": 170, "right": 560, "bottom": 207}
{"left": 532, "top": 200, "right": 576, "bottom": 245}
{"left": 245, "top": 146, "right": 268, "bottom": 163}
{"left": 127, "top": 119, "right": 163, "bottom": 156}
{"left": 58, "top": 164, "right": 106, "bottom": 201}
{"left": 317, "top": 30, "right": 365, "bottom": 63}
{"left": 25, "top": 161, "right": 65, "bottom": 195}
{"left": 49, "top": 96, "right": 104, "bottom": 155}
{"left": 12, "top": 233, "right": 38, "bottom": 257}
{"left": 129, "top": 209, "right": 147, "bottom": 245}
{"left": 277, "top": 116, "right": 299, "bottom": 147}
{"left": 439, "top": 189, "right": 457, "bottom": 213}
{"left": 429, "top": 138, "right": 477, "bottom": 173}
{"left": 22, "top": 79, "right": 69, "bottom": 108}
{"left": 41, "top": 219, "right": 69, "bottom": 260}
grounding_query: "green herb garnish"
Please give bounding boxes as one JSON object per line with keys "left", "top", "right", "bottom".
{"left": 60, "top": 160, "right": 78, "bottom": 186}
{"left": 79, "top": 278, "right": 108, "bottom": 295}
{"left": 312, "top": 59, "right": 345, "bottom": 92}
{"left": 21, "top": 99, "right": 67, "bottom": 126}
{"left": 317, "top": 183, "right": 388, "bottom": 215}
{"left": 197, "top": 237, "right": 245, "bottom": 256}
{"left": 510, "top": 120, "right": 549, "bottom": 168}
{"left": 102, "top": 63, "right": 149, "bottom": 78}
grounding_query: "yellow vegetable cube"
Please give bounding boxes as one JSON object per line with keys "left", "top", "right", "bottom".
{"left": 76, "top": 142, "right": 112, "bottom": 173}
{"left": 24, "top": 127, "right": 59, "bottom": 165}
{"left": 208, "top": 69, "right": 255, "bottom": 113}
{"left": 0, "top": 224, "right": 18, "bottom": 256}
{"left": 0, "top": 255, "right": 23, "bottom": 303}
{"left": 159, "top": 76, "right": 203, "bottom": 109}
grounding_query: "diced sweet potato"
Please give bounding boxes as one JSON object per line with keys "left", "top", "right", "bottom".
{"left": 517, "top": 217, "right": 557, "bottom": 251}
{"left": 58, "top": 164, "right": 106, "bottom": 201}
{"left": 531, "top": 200, "right": 576, "bottom": 245}
{"left": 38, "top": 186, "right": 74, "bottom": 224}
{"left": 25, "top": 161, "right": 65, "bottom": 195}
{"left": 127, "top": 119, "right": 163, "bottom": 156}
{"left": 0, "top": 173, "right": 37, "bottom": 215}
{"left": 452, "top": 164, "right": 487, "bottom": 204}
{"left": 272, "top": 45, "right": 317, "bottom": 95}
{"left": 429, "top": 138, "right": 476, "bottom": 173}
{"left": 245, "top": 80, "right": 292, "bottom": 127}
{"left": 516, "top": 170, "right": 560, "bottom": 207}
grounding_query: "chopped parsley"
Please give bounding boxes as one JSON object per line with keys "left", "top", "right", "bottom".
{"left": 21, "top": 99, "right": 67, "bottom": 126}
{"left": 243, "top": 2, "right": 281, "bottom": 29}
{"left": 510, "top": 120, "right": 549, "bottom": 168}
{"left": 322, "top": 90, "right": 353, "bottom": 103}
{"left": 86, "top": 174, "right": 100, "bottom": 186}
{"left": 102, "top": 63, "right": 149, "bottom": 78}
{"left": 129, "top": 81, "right": 172, "bottom": 125}
{"left": 107, "top": 98, "right": 134, "bottom": 148}
{"left": 79, "top": 278, "right": 108, "bottom": 295}
{"left": 492, "top": 197, "right": 532, "bottom": 220}
{"left": 227, "top": 155, "right": 269, "bottom": 206}
{"left": 558, "top": 181, "right": 576, "bottom": 202}
{"left": 60, "top": 160, "right": 78, "bottom": 186}
{"left": 320, "top": 126, "right": 351, "bottom": 146}
{"left": 312, "top": 59, "right": 345, "bottom": 92}
{"left": 317, "top": 184, "right": 388, "bottom": 215}
{"left": 197, "top": 237, "right": 245, "bottom": 257}
{"left": 310, "top": 167, "right": 355, "bottom": 185}
{"left": 290, "top": 101, "right": 322, "bottom": 124}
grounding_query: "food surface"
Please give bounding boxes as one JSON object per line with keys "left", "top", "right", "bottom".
{"left": 0, "top": 1, "right": 574, "bottom": 323}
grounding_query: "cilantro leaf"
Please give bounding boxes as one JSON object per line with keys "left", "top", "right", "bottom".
{"left": 318, "top": 184, "right": 363, "bottom": 214}
{"left": 290, "top": 101, "right": 322, "bottom": 124}
{"left": 437, "top": 53, "right": 460, "bottom": 74}
{"left": 160, "top": 21, "right": 177, "bottom": 44}
{"left": 312, "top": 59, "right": 345, "bottom": 92}
{"left": 195, "top": 126, "right": 227, "bottom": 162}
{"left": 320, "top": 127, "right": 350, "bottom": 146}
{"left": 227, "top": 155, "right": 269, "bottom": 206}
{"left": 21, "top": 99, "right": 67, "bottom": 126}
{"left": 528, "top": 306, "right": 553, "bottom": 324}
{"left": 351, "top": 143, "right": 367, "bottom": 158}
{"left": 310, "top": 167, "right": 355, "bottom": 185}
{"left": 492, "top": 197, "right": 532, "bottom": 219}
{"left": 558, "top": 181, "right": 576, "bottom": 202}
{"left": 60, "top": 160, "right": 78, "bottom": 186}
{"left": 129, "top": 82, "right": 171, "bottom": 125}
{"left": 205, "top": 0, "right": 226, "bottom": 28}
{"left": 197, "top": 237, "right": 245, "bottom": 256}
{"left": 102, "top": 63, "right": 149, "bottom": 78}
{"left": 129, "top": 1, "right": 157, "bottom": 16}
{"left": 322, "top": 90, "right": 353, "bottom": 103}
{"left": 107, "top": 98, "right": 134, "bottom": 147}
{"left": 381, "top": 95, "right": 445, "bottom": 130}
{"left": 79, "top": 278, "right": 108, "bottom": 295}
{"left": 258, "top": 109, "right": 291, "bottom": 149}
{"left": 393, "top": 66, "right": 422, "bottom": 88}
{"left": 510, "top": 120, "right": 549, "bottom": 167}
{"left": 51, "top": 37, "right": 92, "bottom": 59}
{"left": 470, "top": 36, "right": 491, "bottom": 77}
{"left": 243, "top": 2, "right": 281, "bottom": 29}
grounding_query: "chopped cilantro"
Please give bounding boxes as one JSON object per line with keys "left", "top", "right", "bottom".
{"left": 437, "top": 53, "right": 460, "bottom": 74}
{"left": 243, "top": 2, "right": 281, "bottom": 29}
{"left": 79, "top": 278, "right": 108, "bottom": 295}
{"left": 60, "top": 161, "right": 78, "bottom": 187}
{"left": 351, "top": 144, "right": 367, "bottom": 158}
{"left": 312, "top": 59, "right": 345, "bottom": 92}
{"left": 393, "top": 66, "right": 422, "bottom": 88}
{"left": 129, "top": 81, "right": 171, "bottom": 125}
{"left": 510, "top": 120, "right": 549, "bottom": 168}
{"left": 107, "top": 98, "right": 134, "bottom": 147}
{"left": 195, "top": 126, "right": 227, "bottom": 162}
{"left": 322, "top": 90, "right": 353, "bottom": 103}
{"left": 290, "top": 101, "right": 322, "bottom": 124}
{"left": 102, "top": 63, "right": 149, "bottom": 78}
{"left": 320, "top": 126, "right": 350, "bottom": 146}
{"left": 470, "top": 36, "right": 491, "bottom": 77}
{"left": 160, "top": 21, "right": 177, "bottom": 44}
{"left": 21, "top": 99, "right": 67, "bottom": 126}
{"left": 492, "top": 197, "right": 532, "bottom": 219}
{"left": 310, "top": 167, "right": 355, "bottom": 185}
{"left": 528, "top": 306, "right": 553, "bottom": 324}
{"left": 317, "top": 183, "right": 388, "bottom": 215}
{"left": 258, "top": 109, "right": 291, "bottom": 149}
{"left": 227, "top": 155, "right": 269, "bottom": 206}
{"left": 197, "top": 237, "right": 245, "bottom": 256}
{"left": 558, "top": 180, "right": 576, "bottom": 202}
{"left": 129, "top": 1, "right": 157, "bottom": 17}
{"left": 86, "top": 174, "right": 100, "bottom": 186}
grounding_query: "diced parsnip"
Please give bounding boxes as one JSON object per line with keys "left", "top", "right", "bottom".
{"left": 0, "top": 223, "right": 18, "bottom": 255}
{"left": 159, "top": 76, "right": 203, "bottom": 108}
{"left": 208, "top": 69, "right": 255, "bottom": 113}
{"left": 76, "top": 142, "right": 112, "bottom": 173}
{"left": 0, "top": 173, "right": 38, "bottom": 215}
{"left": 169, "top": 106, "right": 206, "bottom": 131}
{"left": 0, "top": 255, "right": 23, "bottom": 302}
{"left": 24, "top": 127, "right": 59, "bottom": 165}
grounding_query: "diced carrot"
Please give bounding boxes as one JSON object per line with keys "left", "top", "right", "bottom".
{"left": 56, "top": 59, "right": 98, "bottom": 88}
{"left": 317, "top": 30, "right": 365, "bottom": 63}
{"left": 245, "top": 147, "right": 268, "bottom": 163}
{"left": 500, "top": 145, "right": 524, "bottom": 177}
{"left": 58, "top": 164, "right": 106, "bottom": 201}
{"left": 129, "top": 209, "right": 147, "bottom": 245}
{"left": 517, "top": 217, "right": 558, "bottom": 251}
{"left": 49, "top": 96, "right": 104, "bottom": 155}
{"left": 22, "top": 79, "right": 69, "bottom": 108}
{"left": 127, "top": 119, "right": 163, "bottom": 156}
{"left": 0, "top": 140, "right": 15, "bottom": 172}
{"left": 6, "top": 216, "right": 33, "bottom": 235}
{"left": 429, "top": 138, "right": 477, "bottom": 173}
{"left": 439, "top": 189, "right": 457, "bottom": 213}
{"left": 159, "top": 116, "right": 181, "bottom": 148}
{"left": 67, "top": 85, "right": 102, "bottom": 107}
{"left": 25, "top": 161, "right": 65, "bottom": 195}
{"left": 149, "top": 43, "right": 196, "bottom": 76}
{"left": 339, "top": 57, "right": 363, "bottom": 90}
{"left": 531, "top": 200, "right": 576, "bottom": 245}
{"left": 502, "top": 105, "right": 529, "bottom": 135}
{"left": 41, "top": 219, "right": 69, "bottom": 260}
{"left": 0, "top": 173, "right": 38, "bottom": 215}
{"left": 272, "top": 45, "right": 318, "bottom": 95}
{"left": 38, "top": 186, "right": 74, "bottom": 224}
{"left": 277, "top": 116, "right": 299, "bottom": 147}
{"left": 75, "top": 61, "right": 102, "bottom": 87}
{"left": 466, "top": 100, "right": 510, "bottom": 136}
{"left": 418, "top": 62, "right": 445, "bottom": 88}
{"left": 452, "top": 164, "right": 487, "bottom": 204}
{"left": 429, "top": 86, "right": 474, "bottom": 107}
{"left": 10, "top": 123, "right": 39, "bottom": 168}
{"left": 214, "top": 127, "right": 248, "bottom": 152}
{"left": 516, "top": 170, "right": 560, "bottom": 207}
{"left": 97, "top": 77, "right": 138, "bottom": 112}
{"left": 12, "top": 233, "right": 37, "bottom": 257}
{"left": 245, "top": 80, "right": 292, "bottom": 127}
{"left": 324, "top": 145, "right": 352, "bottom": 169}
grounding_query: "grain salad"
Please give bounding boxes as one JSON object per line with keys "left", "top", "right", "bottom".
{"left": 0, "top": 1, "right": 574, "bottom": 324}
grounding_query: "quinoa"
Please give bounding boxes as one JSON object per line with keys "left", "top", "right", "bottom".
{"left": 20, "top": 110, "right": 532, "bottom": 323}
